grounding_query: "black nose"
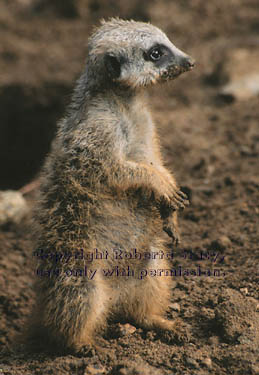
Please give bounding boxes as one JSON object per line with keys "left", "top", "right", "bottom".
{"left": 182, "top": 56, "right": 195, "bottom": 70}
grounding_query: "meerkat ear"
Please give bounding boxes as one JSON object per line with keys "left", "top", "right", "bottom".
{"left": 104, "top": 54, "right": 121, "bottom": 80}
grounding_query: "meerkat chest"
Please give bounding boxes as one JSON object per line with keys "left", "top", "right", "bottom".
{"left": 122, "top": 105, "right": 156, "bottom": 164}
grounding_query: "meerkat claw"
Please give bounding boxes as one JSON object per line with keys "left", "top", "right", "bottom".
{"left": 163, "top": 220, "right": 181, "bottom": 245}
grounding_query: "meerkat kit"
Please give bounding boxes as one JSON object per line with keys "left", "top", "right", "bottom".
{"left": 33, "top": 18, "right": 194, "bottom": 353}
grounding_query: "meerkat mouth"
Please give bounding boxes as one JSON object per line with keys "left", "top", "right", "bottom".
{"left": 160, "top": 66, "right": 187, "bottom": 81}
{"left": 161, "top": 60, "right": 195, "bottom": 81}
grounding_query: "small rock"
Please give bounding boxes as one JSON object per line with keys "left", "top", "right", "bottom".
{"left": 224, "top": 176, "right": 235, "bottom": 186}
{"left": 117, "top": 360, "right": 163, "bottom": 375}
{"left": 208, "top": 336, "right": 219, "bottom": 345}
{"left": 240, "top": 287, "right": 249, "bottom": 295}
{"left": 240, "top": 145, "right": 254, "bottom": 156}
{"left": 251, "top": 364, "right": 259, "bottom": 375}
{"left": 0, "top": 190, "right": 29, "bottom": 226}
{"left": 201, "top": 357, "right": 212, "bottom": 368}
{"left": 117, "top": 323, "right": 136, "bottom": 336}
{"left": 207, "top": 164, "right": 215, "bottom": 175}
{"left": 217, "top": 48, "right": 259, "bottom": 102}
{"left": 220, "top": 73, "right": 259, "bottom": 100}
{"left": 240, "top": 205, "right": 250, "bottom": 216}
{"left": 205, "top": 276, "right": 215, "bottom": 283}
{"left": 84, "top": 364, "right": 106, "bottom": 375}
{"left": 170, "top": 303, "right": 181, "bottom": 312}
{"left": 185, "top": 357, "right": 198, "bottom": 368}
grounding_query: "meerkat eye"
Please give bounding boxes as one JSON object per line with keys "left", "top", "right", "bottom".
{"left": 149, "top": 47, "right": 163, "bottom": 61}
{"left": 144, "top": 45, "right": 169, "bottom": 63}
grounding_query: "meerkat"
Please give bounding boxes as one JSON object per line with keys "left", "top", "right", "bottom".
{"left": 32, "top": 18, "right": 194, "bottom": 354}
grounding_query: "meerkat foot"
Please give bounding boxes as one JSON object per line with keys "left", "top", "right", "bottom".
{"left": 141, "top": 315, "right": 189, "bottom": 343}
{"left": 73, "top": 344, "right": 95, "bottom": 358}
{"left": 72, "top": 338, "right": 109, "bottom": 356}
{"left": 142, "top": 316, "right": 189, "bottom": 344}
{"left": 143, "top": 316, "right": 178, "bottom": 331}
{"left": 157, "top": 319, "right": 190, "bottom": 344}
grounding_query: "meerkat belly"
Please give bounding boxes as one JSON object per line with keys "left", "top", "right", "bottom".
{"left": 89, "top": 196, "right": 162, "bottom": 251}
{"left": 83, "top": 197, "right": 166, "bottom": 287}
{"left": 61, "top": 196, "right": 164, "bottom": 287}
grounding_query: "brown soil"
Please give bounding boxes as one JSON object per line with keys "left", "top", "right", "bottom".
{"left": 0, "top": 1, "right": 258, "bottom": 374}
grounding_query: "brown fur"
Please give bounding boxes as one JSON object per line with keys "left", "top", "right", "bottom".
{"left": 32, "top": 18, "right": 194, "bottom": 353}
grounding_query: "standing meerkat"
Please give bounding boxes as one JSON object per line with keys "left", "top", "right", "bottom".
{"left": 33, "top": 18, "right": 194, "bottom": 354}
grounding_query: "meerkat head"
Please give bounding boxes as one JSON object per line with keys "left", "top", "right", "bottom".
{"left": 86, "top": 18, "right": 194, "bottom": 89}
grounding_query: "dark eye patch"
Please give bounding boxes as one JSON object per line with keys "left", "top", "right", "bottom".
{"left": 143, "top": 44, "right": 172, "bottom": 65}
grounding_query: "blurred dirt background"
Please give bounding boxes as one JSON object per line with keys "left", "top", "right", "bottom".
{"left": 0, "top": 0, "right": 258, "bottom": 374}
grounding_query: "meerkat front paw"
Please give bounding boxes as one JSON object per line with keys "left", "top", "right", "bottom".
{"left": 153, "top": 167, "right": 189, "bottom": 211}
{"left": 158, "top": 188, "right": 189, "bottom": 216}
{"left": 159, "top": 184, "right": 189, "bottom": 212}
{"left": 167, "top": 188, "right": 189, "bottom": 211}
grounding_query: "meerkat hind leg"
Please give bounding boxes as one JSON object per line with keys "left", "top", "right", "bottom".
{"left": 42, "top": 277, "right": 111, "bottom": 354}
{"left": 72, "top": 279, "right": 113, "bottom": 354}
{"left": 124, "top": 256, "right": 177, "bottom": 332}
{"left": 126, "top": 274, "right": 186, "bottom": 344}
{"left": 135, "top": 278, "right": 177, "bottom": 331}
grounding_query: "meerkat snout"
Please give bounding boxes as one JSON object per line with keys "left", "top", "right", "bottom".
{"left": 152, "top": 43, "right": 195, "bottom": 81}
{"left": 159, "top": 52, "right": 195, "bottom": 80}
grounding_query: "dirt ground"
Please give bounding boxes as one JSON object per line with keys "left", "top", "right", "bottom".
{"left": 0, "top": 0, "right": 258, "bottom": 374}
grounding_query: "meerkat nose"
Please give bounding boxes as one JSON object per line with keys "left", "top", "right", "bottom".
{"left": 181, "top": 56, "right": 195, "bottom": 70}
